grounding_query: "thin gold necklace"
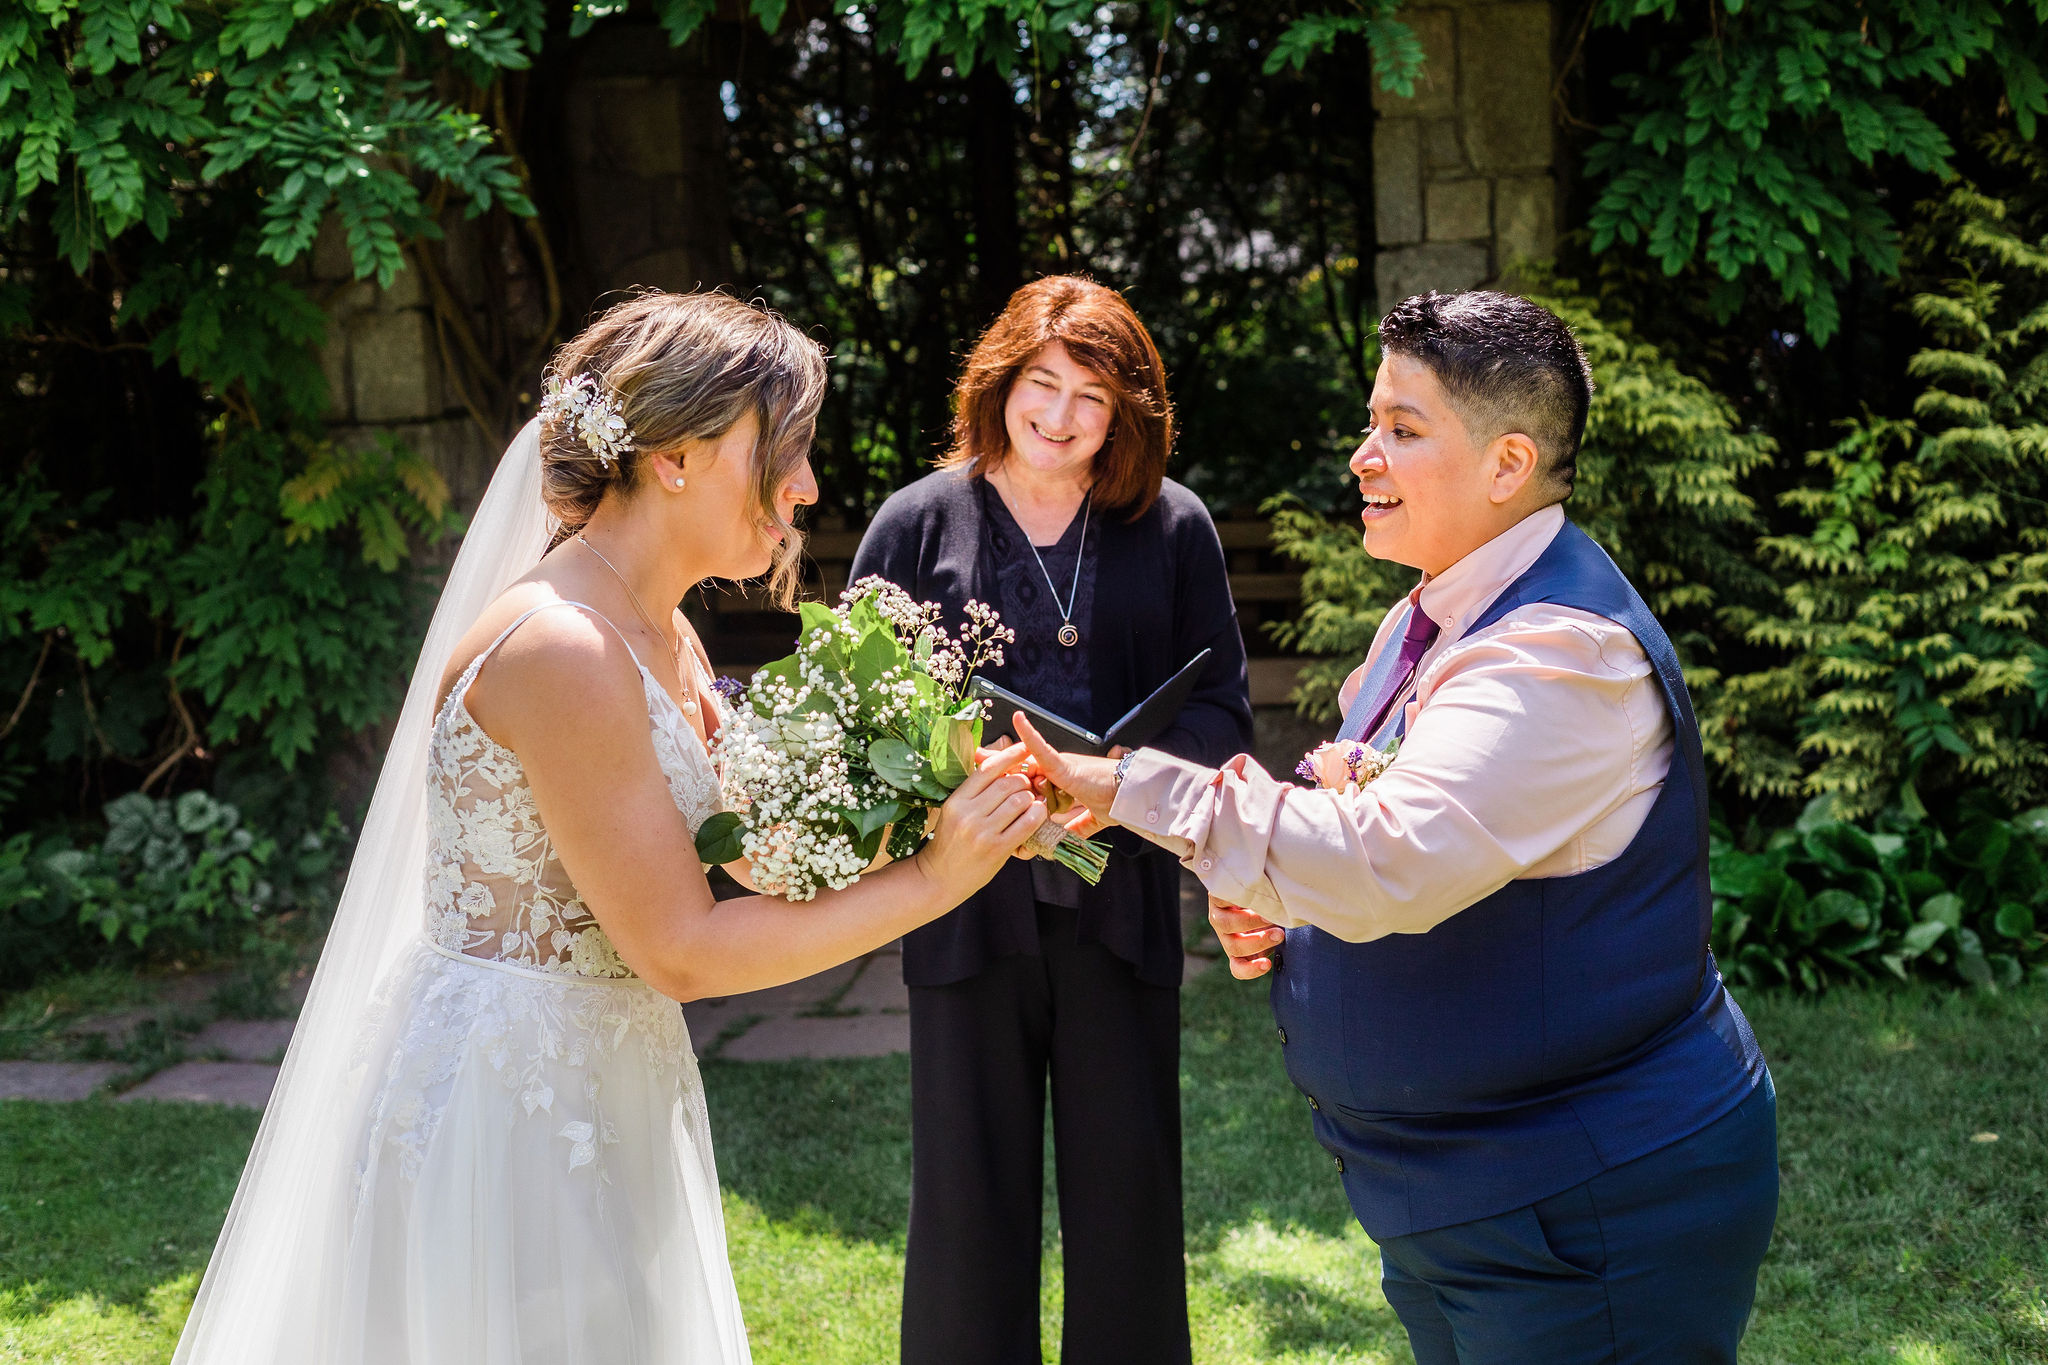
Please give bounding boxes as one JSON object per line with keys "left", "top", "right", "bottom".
{"left": 575, "top": 533, "right": 700, "bottom": 717}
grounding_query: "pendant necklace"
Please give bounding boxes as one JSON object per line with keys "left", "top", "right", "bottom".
{"left": 1020, "top": 490, "right": 1091, "bottom": 648}
{"left": 576, "top": 533, "right": 700, "bottom": 718}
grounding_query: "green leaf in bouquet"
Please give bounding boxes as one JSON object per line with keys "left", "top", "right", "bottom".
{"left": 751, "top": 657, "right": 804, "bottom": 715}
{"left": 851, "top": 624, "right": 905, "bottom": 691}
{"left": 886, "top": 807, "right": 929, "bottom": 862}
{"left": 798, "top": 599, "right": 839, "bottom": 637}
{"left": 852, "top": 823, "right": 887, "bottom": 864}
{"left": 869, "top": 737, "right": 930, "bottom": 794}
{"left": 927, "top": 715, "right": 977, "bottom": 789}
{"left": 914, "top": 630, "right": 935, "bottom": 663}
{"left": 852, "top": 799, "right": 909, "bottom": 839}
{"left": 848, "top": 592, "right": 883, "bottom": 637}
{"left": 694, "top": 811, "right": 746, "bottom": 865}
{"left": 798, "top": 601, "right": 850, "bottom": 670}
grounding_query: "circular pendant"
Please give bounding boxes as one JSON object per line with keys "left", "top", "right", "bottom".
{"left": 1058, "top": 623, "right": 1080, "bottom": 648}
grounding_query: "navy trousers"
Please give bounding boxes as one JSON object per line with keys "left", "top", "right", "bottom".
{"left": 1377, "top": 1077, "right": 1779, "bottom": 1365}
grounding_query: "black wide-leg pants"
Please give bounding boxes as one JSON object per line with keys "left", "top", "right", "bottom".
{"left": 900, "top": 903, "right": 1192, "bottom": 1365}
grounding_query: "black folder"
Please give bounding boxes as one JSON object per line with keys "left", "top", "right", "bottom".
{"left": 967, "top": 648, "right": 1213, "bottom": 757}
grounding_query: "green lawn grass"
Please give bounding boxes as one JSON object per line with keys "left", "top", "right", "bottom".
{"left": 2, "top": 970, "right": 2043, "bottom": 1363}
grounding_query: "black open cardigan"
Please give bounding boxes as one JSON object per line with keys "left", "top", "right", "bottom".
{"left": 849, "top": 468, "right": 1255, "bottom": 989}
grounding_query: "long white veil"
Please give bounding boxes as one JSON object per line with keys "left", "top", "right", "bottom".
{"left": 172, "top": 421, "right": 550, "bottom": 1363}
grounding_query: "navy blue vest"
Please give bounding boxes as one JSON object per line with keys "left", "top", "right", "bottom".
{"left": 1272, "top": 521, "right": 1767, "bottom": 1240}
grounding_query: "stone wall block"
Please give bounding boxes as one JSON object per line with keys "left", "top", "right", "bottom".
{"left": 407, "top": 419, "right": 499, "bottom": 513}
{"left": 1376, "top": 242, "right": 1490, "bottom": 314}
{"left": 616, "top": 247, "right": 716, "bottom": 295}
{"left": 572, "top": 172, "right": 659, "bottom": 277}
{"left": 377, "top": 263, "right": 425, "bottom": 312}
{"left": 1427, "top": 178, "right": 1492, "bottom": 242}
{"left": 349, "top": 309, "right": 441, "bottom": 425}
{"left": 1373, "top": 119, "right": 1424, "bottom": 246}
{"left": 1372, "top": 8, "right": 1457, "bottom": 118}
{"left": 1494, "top": 174, "right": 1558, "bottom": 266}
{"left": 1458, "top": 3, "right": 1553, "bottom": 173}
{"left": 318, "top": 316, "right": 351, "bottom": 423}
{"left": 310, "top": 218, "right": 354, "bottom": 282}
{"left": 1425, "top": 118, "right": 1467, "bottom": 171}
{"left": 570, "top": 78, "right": 686, "bottom": 178}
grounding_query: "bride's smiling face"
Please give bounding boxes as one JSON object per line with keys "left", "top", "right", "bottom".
{"left": 655, "top": 409, "right": 818, "bottom": 580}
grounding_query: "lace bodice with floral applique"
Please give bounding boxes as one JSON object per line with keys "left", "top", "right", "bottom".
{"left": 420, "top": 602, "right": 723, "bottom": 979}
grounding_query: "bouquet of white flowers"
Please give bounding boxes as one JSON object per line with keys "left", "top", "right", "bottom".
{"left": 695, "top": 576, "right": 1111, "bottom": 899}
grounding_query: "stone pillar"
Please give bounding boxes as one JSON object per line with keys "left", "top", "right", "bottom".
{"left": 309, "top": 222, "right": 500, "bottom": 513}
{"left": 1371, "top": 1, "right": 1559, "bottom": 315}
{"left": 562, "top": 25, "right": 734, "bottom": 303}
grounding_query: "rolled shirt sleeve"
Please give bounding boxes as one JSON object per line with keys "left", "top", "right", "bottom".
{"left": 1107, "top": 607, "right": 1673, "bottom": 942}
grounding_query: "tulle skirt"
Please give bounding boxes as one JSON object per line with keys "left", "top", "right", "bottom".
{"left": 320, "top": 939, "right": 751, "bottom": 1365}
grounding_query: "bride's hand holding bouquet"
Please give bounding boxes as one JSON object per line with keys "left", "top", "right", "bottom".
{"left": 696, "top": 577, "right": 1111, "bottom": 898}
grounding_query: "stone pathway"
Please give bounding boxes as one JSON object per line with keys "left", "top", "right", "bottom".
{"left": 0, "top": 876, "right": 1220, "bottom": 1107}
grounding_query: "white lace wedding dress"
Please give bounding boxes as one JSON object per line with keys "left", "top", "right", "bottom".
{"left": 329, "top": 600, "right": 751, "bottom": 1364}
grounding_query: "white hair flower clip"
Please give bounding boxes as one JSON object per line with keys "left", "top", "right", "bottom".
{"left": 540, "top": 372, "right": 635, "bottom": 468}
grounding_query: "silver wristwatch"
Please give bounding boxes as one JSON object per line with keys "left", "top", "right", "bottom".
{"left": 1113, "top": 749, "right": 1139, "bottom": 788}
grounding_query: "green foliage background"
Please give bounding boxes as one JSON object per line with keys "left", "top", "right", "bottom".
{"left": 2, "top": 0, "right": 2046, "bottom": 991}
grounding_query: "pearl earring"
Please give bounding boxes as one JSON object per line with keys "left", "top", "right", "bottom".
{"left": 673, "top": 477, "right": 686, "bottom": 489}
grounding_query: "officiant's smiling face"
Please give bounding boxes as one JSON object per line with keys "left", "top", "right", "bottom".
{"left": 1349, "top": 352, "right": 1544, "bottom": 577}
{"left": 1002, "top": 342, "right": 1115, "bottom": 481}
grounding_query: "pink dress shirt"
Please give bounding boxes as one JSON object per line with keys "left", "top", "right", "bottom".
{"left": 1107, "top": 505, "right": 1675, "bottom": 941}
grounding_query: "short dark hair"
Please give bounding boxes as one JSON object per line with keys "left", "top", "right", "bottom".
{"left": 1376, "top": 290, "right": 1594, "bottom": 499}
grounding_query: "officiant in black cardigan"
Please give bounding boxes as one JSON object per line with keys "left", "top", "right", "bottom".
{"left": 850, "top": 276, "right": 1253, "bottom": 1365}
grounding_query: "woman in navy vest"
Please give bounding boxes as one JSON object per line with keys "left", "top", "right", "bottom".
{"left": 850, "top": 276, "right": 1253, "bottom": 1365}
{"left": 1020, "top": 291, "right": 1777, "bottom": 1365}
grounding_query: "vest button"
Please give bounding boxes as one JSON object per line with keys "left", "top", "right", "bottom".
{"left": 1276, "top": 1026, "right": 1288, "bottom": 1044}
{"left": 1333, "top": 1155, "right": 1346, "bottom": 1174}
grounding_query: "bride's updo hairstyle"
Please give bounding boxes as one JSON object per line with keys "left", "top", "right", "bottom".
{"left": 539, "top": 291, "right": 827, "bottom": 608}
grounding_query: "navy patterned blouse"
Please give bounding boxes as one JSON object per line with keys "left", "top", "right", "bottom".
{"left": 979, "top": 479, "right": 1096, "bottom": 908}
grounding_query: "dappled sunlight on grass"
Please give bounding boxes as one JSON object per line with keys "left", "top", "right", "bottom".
{"left": 721, "top": 1192, "right": 905, "bottom": 1365}
{"left": 1188, "top": 1221, "right": 1407, "bottom": 1364}
{"left": 1887, "top": 1341, "right": 1967, "bottom": 1365}
{"left": 0, "top": 1273, "right": 197, "bottom": 1363}
{"left": 3, "top": 979, "right": 2045, "bottom": 1363}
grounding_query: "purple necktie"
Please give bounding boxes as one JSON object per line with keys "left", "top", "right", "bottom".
{"left": 1353, "top": 606, "right": 1441, "bottom": 742}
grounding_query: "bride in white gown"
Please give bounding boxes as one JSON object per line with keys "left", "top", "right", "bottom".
{"left": 172, "top": 293, "right": 1048, "bottom": 1365}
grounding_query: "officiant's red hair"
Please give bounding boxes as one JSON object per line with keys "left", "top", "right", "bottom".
{"left": 942, "top": 275, "right": 1174, "bottom": 518}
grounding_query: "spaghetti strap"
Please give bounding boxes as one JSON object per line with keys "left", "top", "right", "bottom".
{"left": 446, "top": 600, "right": 647, "bottom": 721}
{"left": 472, "top": 599, "right": 645, "bottom": 673}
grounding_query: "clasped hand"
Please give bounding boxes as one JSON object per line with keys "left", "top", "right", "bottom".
{"left": 976, "top": 713, "right": 1284, "bottom": 981}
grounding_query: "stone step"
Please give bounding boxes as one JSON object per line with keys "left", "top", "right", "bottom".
{"left": 120, "top": 1062, "right": 279, "bottom": 1110}
{"left": 0, "top": 1061, "right": 122, "bottom": 1101}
